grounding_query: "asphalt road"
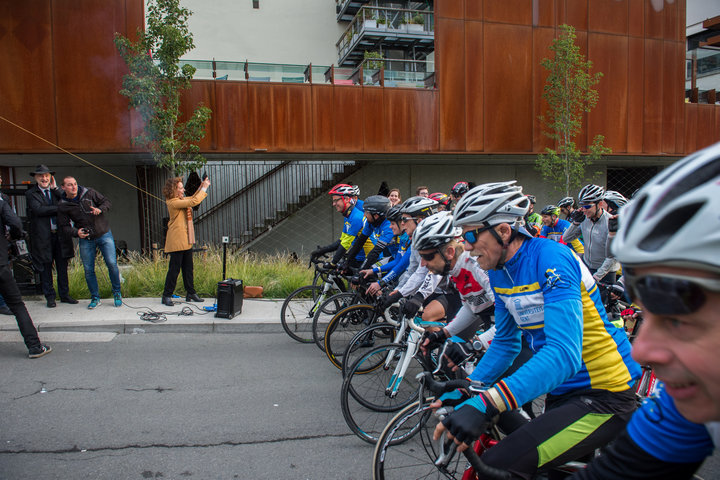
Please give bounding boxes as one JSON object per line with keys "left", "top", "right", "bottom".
{"left": 1, "top": 333, "right": 718, "bottom": 480}
{"left": 0, "top": 333, "right": 371, "bottom": 480}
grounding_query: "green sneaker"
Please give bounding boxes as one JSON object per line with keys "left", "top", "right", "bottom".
{"left": 88, "top": 298, "right": 101, "bottom": 309}
{"left": 114, "top": 293, "right": 122, "bottom": 307}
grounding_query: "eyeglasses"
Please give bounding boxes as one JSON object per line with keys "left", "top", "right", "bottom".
{"left": 624, "top": 269, "right": 720, "bottom": 315}
{"left": 419, "top": 250, "right": 439, "bottom": 261}
{"left": 400, "top": 216, "right": 415, "bottom": 223}
{"left": 580, "top": 204, "right": 594, "bottom": 209}
{"left": 462, "top": 226, "right": 491, "bottom": 245}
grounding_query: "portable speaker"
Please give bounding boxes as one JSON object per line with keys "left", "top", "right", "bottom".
{"left": 216, "top": 279, "right": 243, "bottom": 319}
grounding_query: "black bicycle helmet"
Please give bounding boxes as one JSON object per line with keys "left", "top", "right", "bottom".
{"left": 363, "top": 195, "right": 391, "bottom": 216}
{"left": 386, "top": 205, "right": 403, "bottom": 222}
{"left": 540, "top": 205, "right": 560, "bottom": 216}
{"left": 557, "top": 196, "right": 575, "bottom": 209}
{"left": 451, "top": 181, "right": 470, "bottom": 197}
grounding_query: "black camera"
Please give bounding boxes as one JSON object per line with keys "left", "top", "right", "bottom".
{"left": 81, "top": 227, "right": 94, "bottom": 237}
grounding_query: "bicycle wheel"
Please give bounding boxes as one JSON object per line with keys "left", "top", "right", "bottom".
{"left": 324, "top": 303, "right": 382, "bottom": 370}
{"left": 341, "top": 343, "right": 423, "bottom": 444}
{"left": 373, "top": 403, "right": 466, "bottom": 480}
{"left": 280, "top": 285, "right": 322, "bottom": 343}
{"left": 341, "top": 322, "right": 399, "bottom": 378}
{"left": 312, "top": 292, "right": 359, "bottom": 352}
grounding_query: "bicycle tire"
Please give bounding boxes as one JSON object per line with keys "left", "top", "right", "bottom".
{"left": 312, "top": 292, "right": 359, "bottom": 352}
{"left": 324, "top": 303, "right": 382, "bottom": 370}
{"left": 373, "top": 403, "right": 465, "bottom": 480}
{"left": 341, "top": 343, "right": 423, "bottom": 444}
{"left": 280, "top": 285, "right": 322, "bottom": 343}
{"left": 341, "top": 322, "right": 399, "bottom": 378}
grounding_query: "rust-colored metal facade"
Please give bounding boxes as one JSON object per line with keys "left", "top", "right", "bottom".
{"left": 1, "top": 0, "right": 718, "bottom": 156}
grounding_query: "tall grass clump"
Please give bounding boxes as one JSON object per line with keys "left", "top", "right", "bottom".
{"left": 66, "top": 247, "right": 314, "bottom": 299}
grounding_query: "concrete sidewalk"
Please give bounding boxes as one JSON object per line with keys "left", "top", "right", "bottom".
{"left": 0, "top": 296, "right": 286, "bottom": 335}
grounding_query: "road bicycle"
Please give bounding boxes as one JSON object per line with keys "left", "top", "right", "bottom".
{"left": 280, "top": 257, "right": 348, "bottom": 343}
{"left": 340, "top": 312, "right": 450, "bottom": 444}
{"left": 372, "top": 373, "right": 585, "bottom": 480}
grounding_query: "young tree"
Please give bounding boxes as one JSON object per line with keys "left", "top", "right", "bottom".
{"left": 536, "top": 24, "right": 611, "bottom": 197}
{"left": 114, "top": 0, "right": 211, "bottom": 175}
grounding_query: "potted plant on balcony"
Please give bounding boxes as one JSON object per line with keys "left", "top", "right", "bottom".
{"left": 364, "top": 51, "right": 385, "bottom": 70}
{"left": 407, "top": 13, "right": 424, "bottom": 32}
{"left": 377, "top": 14, "right": 387, "bottom": 28}
{"left": 362, "top": 9, "right": 377, "bottom": 29}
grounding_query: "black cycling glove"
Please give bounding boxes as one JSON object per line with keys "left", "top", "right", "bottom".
{"left": 422, "top": 328, "right": 448, "bottom": 350}
{"left": 401, "top": 293, "right": 424, "bottom": 318}
{"left": 379, "top": 291, "right": 402, "bottom": 310}
{"left": 570, "top": 209, "right": 586, "bottom": 224}
{"left": 608, "top": 215, "right": 619, "bottom": 233}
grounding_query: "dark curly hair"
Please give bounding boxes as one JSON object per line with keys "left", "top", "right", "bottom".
{"left": 163, "top": 177, "right": 183, "bottom": 200}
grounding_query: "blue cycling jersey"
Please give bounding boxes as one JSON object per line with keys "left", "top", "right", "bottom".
{"left": 385, "top": 231, "right": 409, "bottom": 259}
{"left": 539, "top": 218, "right": 584, "bottom": 255}
{"left": 375, "top": 234, "right": 411, "bottom": 285}
{"left": 361, "top": 218, "right": 394, "bottom": 248}
{"left": 628, "top": 383, "right": 715, "bottom": 463}
{"left": 341, "top": 205, "right": 367, "bottom": 261}
{"left": 469, "top": 237, "right": 641, "bottom": 411}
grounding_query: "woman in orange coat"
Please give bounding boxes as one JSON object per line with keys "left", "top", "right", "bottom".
{"left": 161, "top": 176, "right": 211, "bottom": 306}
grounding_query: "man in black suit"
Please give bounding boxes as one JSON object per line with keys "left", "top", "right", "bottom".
{"left": 25, "top": 165, "right": 77, "bottom": 308}
{"left": 0, "top": 192, "right": 52, "bottom": 358}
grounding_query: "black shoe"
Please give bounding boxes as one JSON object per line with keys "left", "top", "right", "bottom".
{"left": 28, "top": 344, "right": 52, "bottom": 359}
{"left": 60, "top": 296, "right": 79, "bottom": 304}
{"left": 185, "top": 293, "right": 203, "bottom": 302}
{"left": 46, "top": 298, "right": 56, "bottom": 308}
{"left": 0, "top": 306, "right": 12, "bottom": 315}
{"left": 161, "top": 297, "right": 175, "bottom": 307}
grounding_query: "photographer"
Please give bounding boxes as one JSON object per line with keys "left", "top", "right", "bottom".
{"left": 57, "top": 176, "right": 122, "bottom": 309}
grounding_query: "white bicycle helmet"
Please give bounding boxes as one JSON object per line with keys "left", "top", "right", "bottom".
{"left": 612, "top": 142, "right": 720, "bottom": 274}
{"left": 351, "top": 184, "right": 360, "bottom": 197}
{"left": 578, "top": 184, "right": 605, "bottom": 204}
{"left": 557, "top": 196, "right": 575, "bottom": 209}
{"left": 412, "top": 212, "right": 461, "bottom": 251}
{"left": 603, "top": 190, "right": 628, "bottom": 211}
{"left": 400, "top": 196, "right": 439, "bottom": 218}
{"left": 452, "top": 181, "right": 530, "bottom": 228}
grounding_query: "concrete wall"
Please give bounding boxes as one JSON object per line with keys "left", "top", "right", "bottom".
{"left": 181, "top": 0, "right": 346, "bottom": 66}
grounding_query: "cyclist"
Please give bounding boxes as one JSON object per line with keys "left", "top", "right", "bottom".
{"left": 557, "top": 196, "right": 576, "bottom": 220}
{"left": 310, "top": 184, "right": 370, "bottom": 267}
{"left": 563, "top": 184, "right": 619, "bottom": 287}
{"left": 539, "top": 204, "right": 585, "bottom": 255}
{"left": 524, "top": 194, "right": 542, "bottom": 236}
{"left": 450, "top": 181, "right": 470, "bottom": 209}
{"left": 361, "top": 205, "right": 411, "bottom": 296}
{"left": 432, "top": 181, "right": 640, "bottom": 478}
{"left": 381, "top": 196, "right": 461, "bottom": 323}
{"left": 571, "top": 143, "right": 720, "bottom": 479}
{"left": 339, "top": 195, "right": 394, "bottom": 271}
{"left": 412, "top": 211, "right": 494, "bottom": 341}
{"left": 429, "top": 192, "right": 451, "bottom": 211}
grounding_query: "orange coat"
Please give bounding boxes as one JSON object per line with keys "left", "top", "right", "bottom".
{"left": 164, "top": 190, "right": 207, "bottom": 253}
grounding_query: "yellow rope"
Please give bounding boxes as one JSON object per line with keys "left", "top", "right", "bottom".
{"left": 0, "top": 115, "right": 164, "bottom": 202}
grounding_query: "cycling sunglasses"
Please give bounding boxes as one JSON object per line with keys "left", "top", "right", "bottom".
{"left": 624, "top": 269, "right": 720, "bottom": 315}
{"left": 418, "top": 250, "right": 439, "bottom": 261}
{"left": 462, "top": 226, "right": 492, "bottom": 245}
{"left": 400, "top": 216, "right": 415, "bottom": 223}
{"left": 580, "top": 203, "right": 594, "bottom": 209}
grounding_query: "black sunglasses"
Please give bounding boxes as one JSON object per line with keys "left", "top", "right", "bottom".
{"left": 419, "top": 250, "right": 439, "bottom": 261}
{"left": 400, "top": 216, "right": 415, "bottom": 223}
{"left": 625, "top": 270, "right": 720, "bottom": 316}
{"left": 462, "top": 226, "right": 492, "bottom": 245}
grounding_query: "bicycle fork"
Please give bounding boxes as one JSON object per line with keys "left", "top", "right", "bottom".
{"left": 384, "top": 330, "right": 422, "bottom": 398}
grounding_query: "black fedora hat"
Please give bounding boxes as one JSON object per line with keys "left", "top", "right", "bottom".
{"left": 29, "top": 164, "right": 55, "bottom": 177}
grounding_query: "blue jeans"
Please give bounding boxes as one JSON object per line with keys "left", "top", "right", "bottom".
{"left": 79, "top": 230, "right": 121, "bottom": 299}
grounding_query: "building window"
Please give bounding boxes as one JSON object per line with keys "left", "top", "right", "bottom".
{"left": 252, "top": 0, "right": 259, "bottom": 8}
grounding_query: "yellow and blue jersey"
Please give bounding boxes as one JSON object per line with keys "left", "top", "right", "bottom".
{"left": 340, "top": 205, "right": 368, "bottom": 261}
{"left": 540, "top": 218, "right": 584, "bottom": 255}
{"left": 469, "top": 237, "right": 640, "bottom": 411}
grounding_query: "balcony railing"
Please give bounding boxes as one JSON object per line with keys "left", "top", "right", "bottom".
{"left": 179, "top": 59, "right": 434, "bottom": 89}
{"left": 686, "top": 47, "right": 720, "bottom": 104}
{"left": 336, "top": 7, "right": 434, "bottom": 65}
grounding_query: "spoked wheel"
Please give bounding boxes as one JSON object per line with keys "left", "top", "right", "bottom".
{"left": 373, "top": 403, "right": 466, "bottom": 480}
{"left": 341, "top": 322, "right": 399, "bottom": 378}
{"left": 280, "top": 285, "right": 322, "bottom": 343}
{"left": 312, "top": 292, "right": 358, "bottom": 352}
{"left": 324, "top": 303, "right": 382, "bottom": 369}
{"left": 340, "top": 343, "right": 423, "bottom": 444}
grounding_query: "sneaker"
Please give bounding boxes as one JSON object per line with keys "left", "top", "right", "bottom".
{"left": 28, "top": 344, "right": 52, "bottom": 359}
{"left": 88, "top": 298, "right": 101, "bottom": 309}
{"left": 114, "top": 293, "right": 122, "bottom": 307}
